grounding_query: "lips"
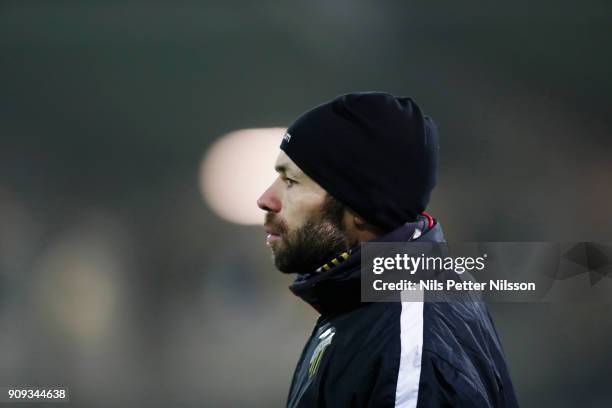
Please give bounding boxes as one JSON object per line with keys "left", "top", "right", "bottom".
{"left": 266, "top": 233, "right": 281, "bottom": 246}
{"left": 265, "top": 225, "right": 282, "bottom": 246}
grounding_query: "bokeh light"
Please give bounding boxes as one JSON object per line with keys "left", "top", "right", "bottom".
{"left": 33, "top": 214, "right": 130, "bottom": 344}
{"left": 200, "top": 128, "right": 285, "bottom": 225}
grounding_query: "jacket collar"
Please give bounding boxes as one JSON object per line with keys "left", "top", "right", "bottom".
{"left": 289, "top": 215, "right": 446, "bottom": 316}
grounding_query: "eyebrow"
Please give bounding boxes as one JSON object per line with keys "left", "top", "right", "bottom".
{"left": 275, "top": 164, "right": 288, "bottom": 174}
{"left": 275, "top": 163, "right": 299, "bottom": 178}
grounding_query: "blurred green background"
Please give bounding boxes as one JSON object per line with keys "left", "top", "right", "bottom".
{"left": 1, "top": 1, "right": 611, "bottom": 406}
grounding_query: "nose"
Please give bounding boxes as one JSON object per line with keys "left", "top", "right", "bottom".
{"left": 257, "top": 180, "right": 281, "bottom": 213}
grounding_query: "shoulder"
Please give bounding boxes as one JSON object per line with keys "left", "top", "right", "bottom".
{"left": 422, "top": 301, "right": 500, "bottom": 362}
{"left": 419, "top": 301, "right": 518, "bottom": 407}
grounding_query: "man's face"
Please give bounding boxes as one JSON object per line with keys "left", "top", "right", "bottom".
{"left": 257, "top": 151, "right": 350, "bottom": 274}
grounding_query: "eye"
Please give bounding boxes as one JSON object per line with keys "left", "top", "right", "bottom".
{"left": 283, "top": 177, "right": 297, "bottom": 187}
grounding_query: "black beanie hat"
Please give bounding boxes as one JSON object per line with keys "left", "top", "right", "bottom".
{"left": 280, "top": 92, "right": 439, "bottom": 232}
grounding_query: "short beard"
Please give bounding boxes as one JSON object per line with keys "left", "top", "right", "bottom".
{"left": 268, "top": 195, "right": 350, "bottom": 274}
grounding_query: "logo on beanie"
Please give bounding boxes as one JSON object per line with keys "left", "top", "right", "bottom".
{"left": 283, "top": 132, "right": 292, "bottom": 143}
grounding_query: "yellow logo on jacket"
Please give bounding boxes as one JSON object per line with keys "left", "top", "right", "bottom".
{"left": 308, "top": 327, "right": 335, "bottom": 378}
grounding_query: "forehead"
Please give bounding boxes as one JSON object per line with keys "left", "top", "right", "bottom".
{"left": 274, "top": 151, "right": 303, "bottom": 175}
{"left": 274, "top": 150, "right": 327, "bottom": 195}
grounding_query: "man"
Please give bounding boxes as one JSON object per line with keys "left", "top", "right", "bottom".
{"left": 257, "top": 92, "right": 518, "bottom": 407}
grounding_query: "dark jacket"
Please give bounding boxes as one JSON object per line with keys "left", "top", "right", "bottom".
{"left": 286, "top": 216, "right": 519, "bottom": 408}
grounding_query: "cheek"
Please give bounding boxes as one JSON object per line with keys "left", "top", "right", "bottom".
{"left": 280, "top": 201, "right": 306, "bottom": 231}
{"left": 281, "top": 191, "right": 325, "bottom": 229}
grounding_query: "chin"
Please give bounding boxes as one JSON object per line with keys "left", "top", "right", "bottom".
{"left": 273, "top": 261, "right": 294, "bottom": 274}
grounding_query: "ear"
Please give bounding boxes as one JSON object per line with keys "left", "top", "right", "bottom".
{"left": 344, "top": 210, "right": 384, "bottom": 245}
{"left": 353, "top": 214, "right": 369, "bottom": 230}
{"left": 347, "top": 209, "right": 377, "bottom": 232}
{"left": 342, "top": 208, "right": 363, "bottom": 230}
